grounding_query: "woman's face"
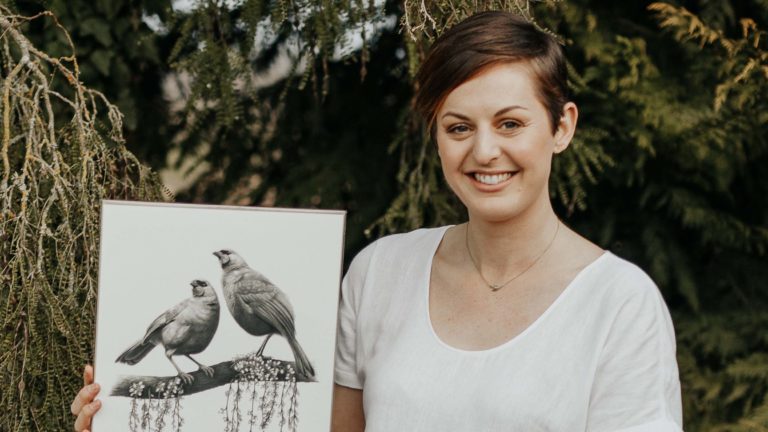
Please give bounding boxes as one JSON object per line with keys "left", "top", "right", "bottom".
{"left": 435, "top": 62, "right": 576, "bottom": 223}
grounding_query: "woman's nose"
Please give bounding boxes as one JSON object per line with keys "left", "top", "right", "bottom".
{"left": 471, "top": 128, "right": 502, "bottom": 165}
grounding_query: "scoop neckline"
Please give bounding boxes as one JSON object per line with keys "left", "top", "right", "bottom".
{"left": 423, "top": 225, "right": 611, "bottom": 355}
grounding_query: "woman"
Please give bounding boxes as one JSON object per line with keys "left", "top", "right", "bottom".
{"left": 72, "top": 11, "right": 682, "bottom": 432}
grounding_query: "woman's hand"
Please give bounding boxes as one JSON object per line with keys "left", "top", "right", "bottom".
{"left": 71, "top": 365, "right": 101, "bottom": 432}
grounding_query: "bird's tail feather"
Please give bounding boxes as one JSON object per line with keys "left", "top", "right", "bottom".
{"left": 115, "top": 339, "right": 157, "bottom": 365}
{"left": 287, "top": 335, "right": 315, "bottom": 380}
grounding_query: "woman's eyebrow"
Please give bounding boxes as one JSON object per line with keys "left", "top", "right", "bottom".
{"left": 441, "top": 111, "right": 471, "bottom": 121}
{"left": 441, "top": 105, "right": 528, "bottom": 121}
{"left": 494, "top": 105, "right": 528, "bottom": 117}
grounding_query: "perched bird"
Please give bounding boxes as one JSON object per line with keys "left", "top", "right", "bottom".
{"left": 213, "top": 249, "right": 315, "bottom": 380}
{"left": 115, "top": 279, "right": 220, "bottom": 384}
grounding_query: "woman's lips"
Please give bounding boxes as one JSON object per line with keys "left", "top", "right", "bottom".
{"left": 466, "top": 170, "right": 519, "bottom": 188}
{"left": 473, "top": 172, "right": 514, "bottom": 185}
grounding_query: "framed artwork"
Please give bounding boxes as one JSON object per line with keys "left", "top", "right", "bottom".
{"left": 92, "top": 201, "right": 346, "bottom": 432}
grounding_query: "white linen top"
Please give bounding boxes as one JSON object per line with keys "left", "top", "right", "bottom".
{"left": 335, "top": 226, "right": 683, "bottom": 431}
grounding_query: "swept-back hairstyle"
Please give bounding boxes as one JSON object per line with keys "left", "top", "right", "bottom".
{"left": 415, "top": 11, "right": 569, "bottom": 134}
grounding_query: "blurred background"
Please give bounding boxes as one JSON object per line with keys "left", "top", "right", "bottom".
{"left": 0, "top": 0, "right": 766, "bottom": 430}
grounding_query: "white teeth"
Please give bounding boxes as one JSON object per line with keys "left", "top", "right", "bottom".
{"left": 474, "top": 172, "right": 513, "bottom": 185}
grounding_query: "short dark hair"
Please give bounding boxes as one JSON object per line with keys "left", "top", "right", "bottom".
{"left": 415, "top": 11, "right": 569, "bottom": 134}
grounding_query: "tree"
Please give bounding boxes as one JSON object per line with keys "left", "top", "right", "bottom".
{"left": 0, "top": 7, "right": 164, "bottom": 430}
{"left": 9, "top": 0, "right": 176, "bottom": 168}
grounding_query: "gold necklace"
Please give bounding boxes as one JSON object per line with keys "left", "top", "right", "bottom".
{"left": 465, "top": 220, "right": 560, "bottom": 292}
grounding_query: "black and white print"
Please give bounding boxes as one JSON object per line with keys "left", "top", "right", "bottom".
{"left": 93, "top": 201, "right": 345, "bottom": 432}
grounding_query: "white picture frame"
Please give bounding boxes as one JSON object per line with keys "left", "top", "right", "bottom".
{"left": 92, "top": 200, "right": 346, "bottom": 432}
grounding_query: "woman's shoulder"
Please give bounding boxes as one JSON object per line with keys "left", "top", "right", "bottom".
{"left": 346, "top": 225, "right": 451, "bottom": 276}
{"left": 554, "top": 227, "right": 653, "bottom": 301}
{"left": 584, "top": 251, "right": 668, "bottom": 311}
{"left": 566, "top": 252, "right": 676, "bottom": 356}
{"left": 559, "top": 227, "right": 659, "bottom": 299}
{"left": 372, "top": 225, "right": 451, "bottom": 248}
{"left": 353, "top": 226, "right": 450, "bottom": 261}
{"left": 598, "top": 252, "right": 657, "bottom": 288}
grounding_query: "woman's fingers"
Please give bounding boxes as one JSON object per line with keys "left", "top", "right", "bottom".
{"left": 72, "top": 365, "right": 97, "bottom": 416}
{"left": 72, "top": 365, "right": 100, "bottom": 431}
{"left": 83, "top": 365, "right": 94, "bottom": 386}
{"left": 73, "top": 400, "right": 101, "bottom": 432}
{"left": 71, "top": 383, "right": 100, "bottom": 415}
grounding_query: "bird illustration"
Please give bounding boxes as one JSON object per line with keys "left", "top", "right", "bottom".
{"left": 213, "top": 249, "right": 315, "bottom": 380}
{"left": 115, "top": 279, "right": 220, "bottom": 384}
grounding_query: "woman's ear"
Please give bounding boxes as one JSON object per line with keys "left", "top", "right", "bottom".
{"left": 553, "top": 102, "right": 578, "bottom": 154}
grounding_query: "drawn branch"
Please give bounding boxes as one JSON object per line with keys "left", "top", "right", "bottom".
{"left": 111, "top": 355, "right": 315, "bottom": 399}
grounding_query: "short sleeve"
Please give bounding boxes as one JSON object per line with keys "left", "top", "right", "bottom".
{"left": 334, "top": 241, "right": 376, "bottom": 389}
{"left": 587, "top": 270, "right": 683, "bottom": 432}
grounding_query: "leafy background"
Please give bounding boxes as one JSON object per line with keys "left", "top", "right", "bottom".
{"left": 0, "top": 0, "right": 767, "bottom": 430}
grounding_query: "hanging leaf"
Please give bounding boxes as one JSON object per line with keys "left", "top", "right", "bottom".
{"left": 80, "top": 16, "right": 113, "bottom": 47}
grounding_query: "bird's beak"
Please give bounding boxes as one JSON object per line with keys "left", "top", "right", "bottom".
{"left": 213, "top": 251, "right": 222, "bottom": 259}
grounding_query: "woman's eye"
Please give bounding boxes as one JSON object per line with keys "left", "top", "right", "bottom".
{"left": 499, "top": 120, "right": 521, "bottom": 130}
{"left": 447, "top": 124, "right": 470, "bottom": 134}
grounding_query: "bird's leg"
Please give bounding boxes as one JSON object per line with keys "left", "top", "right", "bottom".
{"left": 186, "top": 355, "right": 214, "bottom": 378}
{"left": 166, "top": 353, "right": 194, "bottom": 384}
{"left": 256, "top": 334, "right": 273, "bottom": 357}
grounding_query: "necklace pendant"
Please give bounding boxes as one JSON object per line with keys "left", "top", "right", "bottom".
{"left": 489, "top": 284, "right": 502, "bottom": 291}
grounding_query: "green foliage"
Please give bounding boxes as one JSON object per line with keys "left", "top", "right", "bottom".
{"left": 0, "top": 8, "right": 164, "bottom": 430}
{"left": 644, "top": 3, "right": 768, "bottom": 429}
{"left": 677, "top": 312, "right": 768, "bottom": 430}
{"left": 171, "top": 2, "right": 386, "bottom": 177}
{"left": 5, "top": 0, "right": 174, "bottom": 167}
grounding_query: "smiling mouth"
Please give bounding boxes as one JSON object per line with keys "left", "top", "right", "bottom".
{"left": 472, "top": 172, "right": 516, "bottom": 185}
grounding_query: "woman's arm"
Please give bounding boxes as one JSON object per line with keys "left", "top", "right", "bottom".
{"left": 587, "top": 272, "right": 682, "bottom": 431}
{"left": 331, "top": 384, "right": 364, "bottom": 432}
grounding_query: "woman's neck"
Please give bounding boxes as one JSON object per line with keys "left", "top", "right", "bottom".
{"left": 465, "top": 198, "right": 560, "bottom": 278}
